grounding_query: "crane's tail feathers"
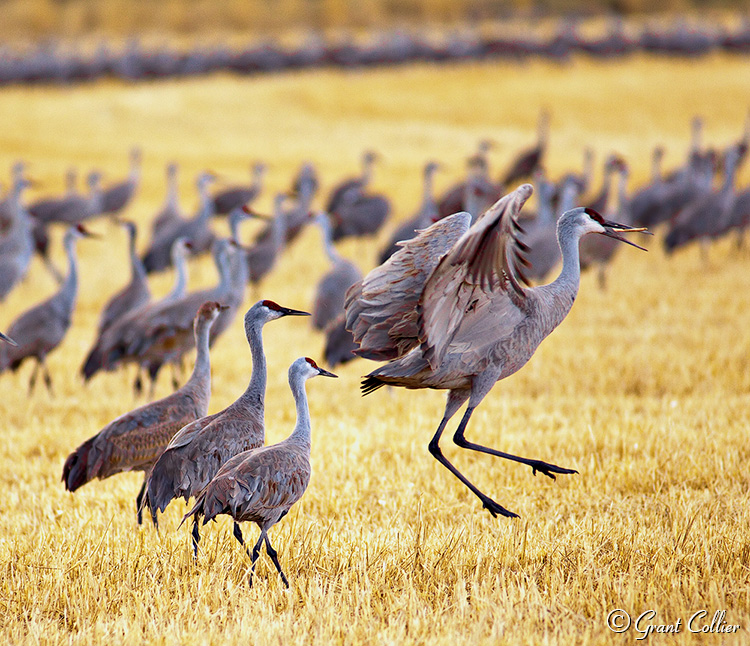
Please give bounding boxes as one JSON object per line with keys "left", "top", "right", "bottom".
{"left": 62, "top": 438, "right": 97, "bottom": 491}
{"left": 361, "top": 375, "right": 387, "bottom": 396}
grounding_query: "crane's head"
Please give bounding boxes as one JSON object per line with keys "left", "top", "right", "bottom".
{"left": 564, "top": 207, "right": 650, "bottom": 250}
{"left": 290, "top": 356, "right": 338, "bottom": 383}
{"left": 196, "top": 300, "right": 230, "bottom": 326}
{"left": 246, "top": 300, "right": 310, "bottom": 328}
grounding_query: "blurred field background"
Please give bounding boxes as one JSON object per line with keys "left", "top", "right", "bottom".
{"left": 1, "top": 16, "right": 750, "bottom": 646}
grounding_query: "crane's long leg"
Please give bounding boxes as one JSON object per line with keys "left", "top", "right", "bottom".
{"left": 42, "top": 362, "right": 54, "bottom": 396}
{"left": 428, "top": 390, "right": 518, "bottom": 519}
{"left": 452, "top": 406, "right": 577, "bottom": 479}
{"left": 264, "top": 532, "right": 289, "bottom": 588}
{"left": 232, "top": 522, "right": 252, "bottom": 558}
{"left": 135, "top": 477, "right": 147, "bottom": 525}
{"left": 247, "top": 533, "right": 264, "bottom": 588}
{"left": 28, "top": 361, "right": 40, "bottom": 395}
{"left": 191, "top": 519, "right": 201, "bottom": 560}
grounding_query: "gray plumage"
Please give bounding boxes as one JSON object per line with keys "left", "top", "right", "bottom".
{"left": 1, "top": 225, "right": 94, "bottom": 394}
{"left": 63, "top": 301, "right": 226, "bottom": 523}
{"left": 95, "top": 221, "right": 151, "bottom": 336}
{"left": 212, "top": 161, "right": 265, "bottom": 215}
{"left": 326, "top": 150, "right": 378, "bottom": 215}
{"left": 379, "top": 161, "right": 440, "bottom": 264}
{"left": 29, "top": 171, "right": 102, "bottom": 224}
{"left": 143, "top": 300, "right": 310, "bottom": 556}
{"left": 345, "top": 184, "right": 646, "bottom": 518}
{"left": 151, "top": 162, "right": 183, "bottom": 238}
{"left": 81, "top": 237, "right": 191, "bottom": 384}
{"left": 182, "top": 356, "right": 336, "bottom": 587}
{"left": 143, "top": 172, "right": 216, "bottom": 273}
{"left": 323, "top": 315, "right": 358, "bottom": 368}
{"left": 246, "top": 194, "right": 288, "bottom": 286}
{"left": 100, "top": 147, "right": 141, "bottom": 215}
{"left": 0, "top": 175, "right": 33, "bottom": 301}
{"left": 312, "top": 212, "right": 363, "bottom": 331}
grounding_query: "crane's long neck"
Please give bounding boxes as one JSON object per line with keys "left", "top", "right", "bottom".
{"left": 287, "top": 373, "right": 312, "bottom": 448}
{"left": 722, "top": 153, "right": 739, "bottom": 192}
{"left": 543, "top": 219, "right": 582, "bottom": 314}
{"left": 185, "top": 318, "right": 212, "bottom": 389}
{"left": 165, "top": 167, "right": 179, "bottom": 210}
{"left": 272, "top": 209, "right": 287, "bottom": 253}
{"left": 60, "top": 236, "right": 80, "bottom": 310}
{"left": 129, "top": 229, "right": 147, "bottom": 284}
{"left": 536, "top": 183, "right": 555, "bottom": 225}
{"left": 238, "top": 318, "right": 267, "bottom": 409}
{"left": 196, "top": 181, "right": 213, "bottom": 222}
{"left": 166, "top": 249, "right": 188, "bottom": 300}
{"left": 319, "top": 217, "right": 339, "bottom": 264}
{"left": 651, "top": 151, "right": 663, "bottom": 183}
{"left": 422, "top": 168, "right": 436, "bottom": 206}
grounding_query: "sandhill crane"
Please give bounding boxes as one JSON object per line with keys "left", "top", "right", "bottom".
{"left": 437, "top": 152, "right": 500, "bottom": 220}
{"left": 253, "top": 163, "right": 317, "bottom": 247}
{"left": 143, "top": 172, "right": 216, "bottom": 273}
{"left": 81, "top": 237, "right": 192, "bottom": 388}
{"left": 345, "top": 185, "right": 647, "bottom": 518}
{"left": 0, "top": 332, "right": 17, "bottom": 345}
{"left": 580, "top": 160, "right": 633, "bottom": 288}
{"left": 312, "top": 213, "right": 363, "bottom": 331}
{"left": 182, "top": 356, "right": 337, "bottom": 587}
{"left": 0, "top": 161, "right": 26, "bottom": 227}
{"left": 100, "top": 147, "right": 141, "bottom": 217}
{"left": 143, "top": 300, "right": 310, "bottom": 555}
{"left": 630, "top": 146, "right": 668, "bottom": 227}
{"left": 30, "top": 171, "right": 103, "bottom": 225}
{"left": 523, "top": 175, "right": 579, "bottom": 283}
{"left": 127, "top": 239, "right": 240, "bottom": 393}
{"left": 379, "top": 161, "right": 441, "bottom": 264}
{"left": 151, "top": 162, "right": 183, "bottom": 238}
{"left": 245, "top": 196, "right": 288, "bottom": 290}
{"left": 212, "top": 161, "right": 265, "bottom": 215}
{"left": 0, "top": 175, "right": 33, "bottom": 301}
{"left": 94, "top": 221, "right": 150, "bottom": 335}
{"left": 499, "top": 110, "right": 549, "bottom": 187}
{"left": 326, "top": 150, "right": 378, "bottom": 215}
{"left": 330, "top": 192, "right": 391, "bottom": 242}
{"left": 664, "top": 144, "right": 743, "bottom": 256}
{"left": 0, "top": 224, "right": 95, "bottom": 394}
{"left": 63, "top": 301, "right": 227, "bottom": 523}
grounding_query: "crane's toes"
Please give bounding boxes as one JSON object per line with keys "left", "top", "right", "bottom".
{"left": 529, "top": 460, "right": 578, "bottom": 480}
{"left": 482, "top": 497, "right": 519, "bottom": 519}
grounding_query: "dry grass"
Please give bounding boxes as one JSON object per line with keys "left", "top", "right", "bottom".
{"left": 1, "top": 53, "right": 750, "bottom": 645}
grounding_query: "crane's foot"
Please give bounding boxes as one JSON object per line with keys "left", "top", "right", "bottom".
{"left": 527, "top": 459, "right": 578, "bottom": 480}
{"left": 480, "top": 495, "right": 519, "bottom": 519}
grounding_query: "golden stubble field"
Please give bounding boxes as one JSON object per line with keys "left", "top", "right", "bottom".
{"left": 1, "top": 52, "right": 749, "bottom": 645}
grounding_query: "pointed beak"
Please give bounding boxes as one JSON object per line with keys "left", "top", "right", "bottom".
{"left": 0, "top": 332, "right": 17, "bottom": 346}
{"left": 241, "top": 205, "right": 272, "bottom": 220}
{"left": 218, "top": 304, "right": 230, "bottom": 312}
{"left": 317, "top": 367, "right": 338, "bottom": 378}
{"left": 601, "top": 220, "right": 651, "bottom": 251}
{"left": 279, "top": 306, "right": 310, "bottom": 317}
{"left": 76, "top": 224, "right": 99, "bottom": 238}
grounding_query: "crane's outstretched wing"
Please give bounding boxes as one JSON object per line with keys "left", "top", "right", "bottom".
{"left": 418, "top": 184, "right": 533, "bottom": 369}
{"left": 345, "top": 212, "right": 472, "bottom": 361}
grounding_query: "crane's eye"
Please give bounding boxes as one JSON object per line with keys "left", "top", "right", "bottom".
{"left": 305, "top": 357, "right": 319, "bottom": 368}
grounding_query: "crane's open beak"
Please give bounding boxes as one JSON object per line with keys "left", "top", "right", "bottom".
{"left": 279, "top": 306, "right": 310, "bottom": 317}
{"left": 0, "top": 331, "right": 17, "bottom": 346}
{"left": 317, "top": 367, "right": 338, "bottom": 378}
{"left": 601, "top": 220, "right": 651, "bottom": 251}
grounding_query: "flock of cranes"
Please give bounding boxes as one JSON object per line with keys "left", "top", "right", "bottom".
{"left": 1, "top": 114, "right": 748, "bottom": 584}
{"left": 1, "top": 15, "right": 749, "bottom": 87}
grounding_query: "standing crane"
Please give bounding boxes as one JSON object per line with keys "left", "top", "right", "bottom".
{"left": 143, "top": 300, "right": 310, "bottom": 555}
{"left": 182, "top": 357, "right": 337, "bottom": 587}
{"left": 30, "top": 171, "right": 103, "bottom": 225}
{"left": 100, "top": 147, "right": 142, "bottom": 217}
{"left": 379, "top": 161, "right": 441, "bottom": 264}
{"left": 151, "top": 162, "right": 183, "bottom": 238}
{"left": 498, "top": 110, "right": 549, "bottom": 187}
{"left": 63, "top": 301, "right": 227, "bottom": 523}
{"left": 142, "top": 172, "right": 216, "bottom": 273}
{"left": 94, "top": 220, "right": 150, "bottom": 336}
{"left": 1, "top": 224, "right": 96, "bottom": 394}
{"left": 345, "top": 185, "right": 647, "bottom": 518}
{"left": 311, "top": 212, "right": 363, "bottom": 331}
{"left": 0, "top": 175, "right": 33, "bottom": 301}
{"left": 326, "top": 150, "right": 378, "bottom": 215}
{"left": 212, "top": 161, "right": 266, "bottom": 215}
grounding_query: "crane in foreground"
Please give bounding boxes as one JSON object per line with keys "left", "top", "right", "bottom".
{"left": 345, "top": 184, "right": 648, "bottom": 518}
{"left": 63, "top": 301, "right": 226, "bottom": 523}
{"left": 143, "top": 300, "right": 310, "bottom": 554}
{"left": 182, "top": 356, "right": 337, "bottom": 587}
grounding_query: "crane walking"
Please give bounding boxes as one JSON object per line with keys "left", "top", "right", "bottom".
{"left": 143, "top": 300, "right": 310, "bottom": 556}
{"left": 182, "top": 357, "right": 337, "bottom": 587}
{"left": 345, "top": 184, "right": 648, "bottom": 518}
